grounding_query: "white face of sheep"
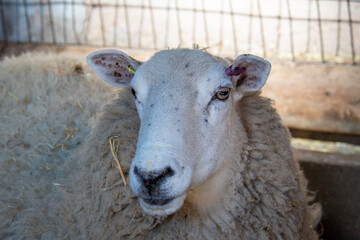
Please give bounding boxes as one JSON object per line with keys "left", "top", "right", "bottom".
{"left": 87, "top": 49, "right": 271, "bottom": 216}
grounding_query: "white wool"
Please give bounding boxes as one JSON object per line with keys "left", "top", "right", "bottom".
{"left": 0, "top": 52, "right": 114, "bottom": 238}
{"left": 0, "top": 50, "right": 321, "bottom": 240}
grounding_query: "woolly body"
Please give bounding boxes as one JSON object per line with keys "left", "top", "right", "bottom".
{"left": 0, "top": 50, "right": 320, "bottom": 239}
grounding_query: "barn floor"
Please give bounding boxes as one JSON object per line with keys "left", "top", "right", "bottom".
{"left": 1, "top": 43, "right": 359, "bottom": 240}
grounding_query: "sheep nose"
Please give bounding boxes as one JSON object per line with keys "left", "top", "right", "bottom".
{"left": 133, "top": 166, "right": 175, "bottom": 196}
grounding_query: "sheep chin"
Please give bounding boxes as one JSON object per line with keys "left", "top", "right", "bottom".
{"left": 139, "top": 193, "right": 187, "bottom": 216}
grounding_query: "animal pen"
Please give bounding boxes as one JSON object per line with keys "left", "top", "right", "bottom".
{"left": 0, "top": 0, "right": 359, "bottom": 239}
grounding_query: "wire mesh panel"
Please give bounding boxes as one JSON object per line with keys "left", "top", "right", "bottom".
{"left": 0, "top": 0, "right": 359, "bottom": 64}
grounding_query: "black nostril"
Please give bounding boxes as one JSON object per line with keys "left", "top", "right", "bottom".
{"left": 133, "top": 166, "right": 175, "bottom": 195}
{"left": 134, "top": 166, "right": 140, "bottom": 176}
{"left": 162, "top": 167, "right": 175, "bottom": 177}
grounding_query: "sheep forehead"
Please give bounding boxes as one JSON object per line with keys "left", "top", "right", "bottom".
{"left": 133, "top": 49, "right": 229, "bottom": 101}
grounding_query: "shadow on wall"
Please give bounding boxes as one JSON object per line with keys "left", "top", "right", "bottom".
{"left": 300, "top": 161, "right": 360, "bottom": 240}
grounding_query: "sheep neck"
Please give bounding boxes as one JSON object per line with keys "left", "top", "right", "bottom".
{"left": 185, "top": 109, "right": 246, "bottom": 217}
{"left": 186, "top": 160, "right": 234, "bottom": 213}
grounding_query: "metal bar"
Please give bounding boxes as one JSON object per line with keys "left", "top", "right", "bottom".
{"left": 40, "top": 0, "right": 44, "bottom": 42}
{"left": 335, "top": 0, "right": 341, "bottom": 56}
{"left": 229, "top": 0, "right": 239, "bottom": 54}
{"left": 202, "top": 0, "right": 209, "bottom": 47}
{"left": 137, "top": 0, "right": 145, "bottom": 48}
{"left": 256, "top": 0, "right": 266, "bottom": 57}
{"left": 228, "top": 0, "right": 237, "bottom": 55}
{"left": 113, "top": 0, "right": 119, "bottom": 46}
{"left": 16, "top": 0, "right": 20, "bottom": 42}
{"left": 248, "top": 0, "right": 254, "bottom": 52}
{"left": 82, "top": 0, "right": 93, "bottom": 44}
{"left": 306, "top": 0, "right": 312, "bottom": 53}
{"left": 286, "top": 0, "right": 295, "bottom": 60}
{"left": 346, "top": 0, "right": 356, "bottom": 65}
{"left": 149, "top": 0, "right": 158, "bottom": 49}
{"left": 315, "top": 0, "right": 325, "bottom": 62}
{"left": 23, "top": 0, "right": 32, "bottom": 43}
{"left": 192, "top": 0, "right": 196, "bottom": 44}
{"left": 123, "top": 0, "right": 132, "bottom": 47}
{"left": 47, "top": 0, "right": 56, "bottom": 44}
{"left": 97, "top": 0, "right": 106, "bottom": 46}
{"left": 275, "top": 0, "right": 282, "bottom": 55}
{"left": 218, "top": 0, "right": 224, "bottom": 52}
{"left": 0, "top": 0, "right": 7, "bottom": 42}
{"left": 164, "top": 0, "right": 170, "bottom": 47}
{"left": 175, "top": 0, "right": 182, "bottom": 45}
{"left": 63, "top": 0, "right": 67, "bottom": 44}
{"left": 148, "top": 0, "right": 157, "bottom": 48}
{"left": 71, "top": 0, "right": 81, "bottom": 44}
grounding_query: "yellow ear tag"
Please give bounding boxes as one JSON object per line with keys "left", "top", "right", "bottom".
{"left": 126, "top": 64, "right": 135, "bottom": 74}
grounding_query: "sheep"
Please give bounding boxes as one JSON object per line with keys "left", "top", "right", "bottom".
{"left": 0, "top": 49, "right": 321, "bottom": 239}
{"left": 0, "top": 52, "right": 114, "bottom": 238}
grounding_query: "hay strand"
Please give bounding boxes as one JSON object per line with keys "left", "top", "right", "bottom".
{"left": 109, "top": 136, "right": 127, "bottom": 186}
{"left": 8, "top": 91, "right": 24, "bottom": 111}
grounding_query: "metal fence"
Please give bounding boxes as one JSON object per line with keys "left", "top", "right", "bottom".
{"left": 0, "top": 0, "right": 359, "bottom": 64}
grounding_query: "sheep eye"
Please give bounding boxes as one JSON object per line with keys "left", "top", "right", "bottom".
{"left": 216, "top": 87, "right": 230, "bottom": 100}
{"left": 131, "top": 88, "right": 137, "bottom": 98}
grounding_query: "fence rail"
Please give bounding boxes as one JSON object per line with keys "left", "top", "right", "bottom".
{"left": 0, "top": 0, "right": 359, "bottom": 64}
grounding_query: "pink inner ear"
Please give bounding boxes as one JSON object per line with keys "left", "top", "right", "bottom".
{"left": 225, "top": 65, "right": 246, "bottom": 76}
{"left": 91, "top": 54, "right": 134, "bottom": 85}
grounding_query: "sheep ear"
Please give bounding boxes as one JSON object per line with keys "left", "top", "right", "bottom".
{"left": 86, "top": 49, "right": 141, "bottom": 88}
{"left": 227, "top": 54, "right": 271, "bottom": 95}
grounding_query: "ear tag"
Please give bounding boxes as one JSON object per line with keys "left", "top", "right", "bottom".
{"left": 127, "top": 64, "right": 135, "bottom": 74}
{"left": 225, "top": 65, "right": 245, "bottom": 76}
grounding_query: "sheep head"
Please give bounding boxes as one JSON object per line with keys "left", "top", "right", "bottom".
{"left": 87, "top": 49, "right": 271, "bottom": 216}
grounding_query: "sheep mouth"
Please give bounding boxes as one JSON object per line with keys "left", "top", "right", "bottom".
{"left": 139, "top": 193, "right": 187, "bottom": 216}
{"left": 143, "top": 197, "right": 174, "bottom": 206}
